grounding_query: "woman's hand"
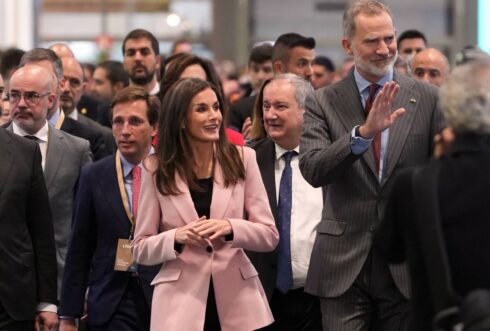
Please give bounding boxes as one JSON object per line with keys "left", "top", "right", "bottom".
{"left": 174, "top": 216, "right": 208, "bottom": 247}
{"left": 194, "top": 218, "right": 233, "bottom": 240}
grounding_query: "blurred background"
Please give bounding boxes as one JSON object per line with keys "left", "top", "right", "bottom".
{"left": 0, "top": 0, "right": 488, "bottom": 69}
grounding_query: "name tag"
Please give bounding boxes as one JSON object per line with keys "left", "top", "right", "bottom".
{"left": 114, "top": 239, "right": 137, "bottom": 272}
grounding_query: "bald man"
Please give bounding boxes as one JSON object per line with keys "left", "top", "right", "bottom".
{"left": 411, "top": 48, "right": 450, "bottom": 87}
{"left": 7, "top": 65, "right": 92, "bottom": 298}
{"left": 49, "top": 43, "right": 75, "bottom": 59}
{"left": 60, "top": 57, "right": 116, "bottom": 152}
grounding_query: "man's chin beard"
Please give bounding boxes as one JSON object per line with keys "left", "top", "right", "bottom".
{"left": 357, "top": 57, "right": 396, "bottom": 78}
{"left": 130, "top": 73, "right": 154, "bottom": 86}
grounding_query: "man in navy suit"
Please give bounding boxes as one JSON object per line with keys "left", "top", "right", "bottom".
{"left": 59, "top": 86, "right": 159, "bottom": 331}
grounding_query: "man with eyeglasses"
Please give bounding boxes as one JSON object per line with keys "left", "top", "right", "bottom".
{"left": 60, "top": 57, "right": 116, "bottom": 153}
{"left": 19, "top": 48, "right": 109, "bottom": 161}
{"left": 6, "top": 64, "right": 92, "bottom": 304}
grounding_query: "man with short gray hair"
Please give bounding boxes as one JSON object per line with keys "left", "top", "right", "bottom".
{"left": 378, "top": 57, "right": 490, "bottom": 330}
{"left": 20, "top": 48, "right": 109, "bottom": 160}
{"left": 249, "top": 73, "right": 323, "bottom": 330}
{"left": 299, "top": 0, "right": 444, "bottom": 329}
{"left": 6, "top": 64, "right": 92, "bottom": 300}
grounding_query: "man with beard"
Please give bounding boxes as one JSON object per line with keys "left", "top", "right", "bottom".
{"left": 122, "top": 29, "right": 161, "bottom": 95}
{"left": 6, "top": 64, "right": 92, "bottom": 300}
{"left": 19, "top": 48, "right": 109, "bottom": 161}
{"left": 272, "top": 33, "right": 316, "bottom": 82}
{"left": 60, "top": 57, "right": 116, "bottom": 152}
{"left": 93, "top": 60, "right": 129, "bottom": 127}
{"left": 299, "top": 1, "right": 444, "bottom": 330}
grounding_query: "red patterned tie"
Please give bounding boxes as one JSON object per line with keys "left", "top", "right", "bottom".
{"left": 365, "top": 84, "right": 382, "bottom": 174}
{"left": 131, "top": 166, "right": 141, "bottom": 220}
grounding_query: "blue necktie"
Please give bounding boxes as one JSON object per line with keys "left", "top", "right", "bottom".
{"left": 276, "top": 150, "right": 296, "bottom": 293}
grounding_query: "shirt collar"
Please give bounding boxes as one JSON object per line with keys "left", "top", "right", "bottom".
{"left": 274, "top": 143, "right": 299, "bottom": 161}
{"left": 149, "top": 82, "right": 160, "bottom": 96}
{"left": 48, "top": 108, "right": 61, "bottom": 127}
{"left": 13, "top": 120, "right": 49, "bottom": 142}
{"left": 68, "top": 108, "right": 78, "bottom": 121}
{"left": 354, "top": 67, "right": 393, "bottom": 95}
{"left": 120, "top": 145, "right": 155, "bottom": 178}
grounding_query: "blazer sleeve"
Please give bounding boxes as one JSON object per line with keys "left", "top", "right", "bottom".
{"left": 131, "top": 162, "right": 179, "bottom": 266}
{"left": 229, "top": 147, "right": 279, "bottom": 252}
{"left": 299, "top": 90, "right": 361, "bottom": 187}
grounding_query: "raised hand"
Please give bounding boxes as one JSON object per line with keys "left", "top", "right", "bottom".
{"left": 359, "top": 81, "right": 406, "bottom": 138}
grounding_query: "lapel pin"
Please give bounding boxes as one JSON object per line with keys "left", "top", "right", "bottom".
{"left": 410, "top": 98, "right": 416, "bottom": 103}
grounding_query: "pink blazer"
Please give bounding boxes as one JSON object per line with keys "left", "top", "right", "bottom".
{"left": 132, "top": 147, "right": 279, "bottom": 331}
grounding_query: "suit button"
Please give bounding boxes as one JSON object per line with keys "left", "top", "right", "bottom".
{"left": 206, "top": 246, "right": 213, "bottom": 253}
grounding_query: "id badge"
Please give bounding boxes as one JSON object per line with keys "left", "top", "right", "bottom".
{"left": 114, "top": 238, "right": 137, "bottom": 272}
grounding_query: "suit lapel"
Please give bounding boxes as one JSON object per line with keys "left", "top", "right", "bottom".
{"left": 169, "top": 173, "right": 199, "bottom": 222}
{"left": 334, "top": 73, "right": 378, "bottom": 178}
{"left": 210, "top": 158, "right": 233, "bottom": 219}
{"left": 101, "top": 156, "right": 132, "bottom": 231}
{"left": 44, "top": 127, "right": 65, "bottom": 189}
{"left": 0, "top": 130, "right": 13, "bottom": 198}
{"left": 255, "top": 139, "right": 278, "bottom": 222}
{"left": 382, "top": 73, "right": 420, "bottom": 183}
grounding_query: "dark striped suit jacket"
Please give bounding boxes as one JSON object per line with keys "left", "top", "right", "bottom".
{"left": 299, "top": 69, "right": 445, "bottom": 298}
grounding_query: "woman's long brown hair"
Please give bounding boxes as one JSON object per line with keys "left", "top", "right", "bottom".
{"left": 155, "top": 78, "right": 245, "bottom": 196}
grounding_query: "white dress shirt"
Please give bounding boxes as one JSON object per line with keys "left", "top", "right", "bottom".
{"left": 13, "top": 121, "right": 49, "bottom": 170}
{"left": 12, "top": 120, "right": 55, "bottom": 313}
{"left": 274, "top": 144, "right": 323, "bottom": 288}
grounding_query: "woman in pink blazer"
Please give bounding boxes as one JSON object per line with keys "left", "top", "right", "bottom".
{"left": 132, "top": 78, "right": 279, "bottom": 331}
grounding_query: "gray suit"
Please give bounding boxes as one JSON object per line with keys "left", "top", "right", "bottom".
{"left": 299, "top": 70, "right": 444, "bottom": 328}
{"left": 7, "top": 123, "right": 92, "bottom": 295}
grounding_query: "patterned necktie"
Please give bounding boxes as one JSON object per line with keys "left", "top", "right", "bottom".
{"left": 365, "top": 84, "right": 382, "bottom": 174}
{"left": 276, "top": 150, "right": 297, "bottom": 293}
{"left": 131, "top": 165, "right": 141, "bottom": 220}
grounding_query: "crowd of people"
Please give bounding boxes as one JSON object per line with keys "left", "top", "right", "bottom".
{"left": 1, "top": 0, "right": 490, "bottom": 330}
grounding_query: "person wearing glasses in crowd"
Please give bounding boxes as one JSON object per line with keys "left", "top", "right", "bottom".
{"left": 6, "top": 64, "right": 92, "bottom": 301}
{"left": 131, "top": 78, "right": 279, "bottom": 331}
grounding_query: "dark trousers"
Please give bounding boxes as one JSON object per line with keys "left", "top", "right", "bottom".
{"left": 259, "top": 287, "right": 322, "bottom": 331}
{"left": 319, "top": 249, "right": 409, "bottom": 331}
{"left": 88, "top": 277, "right": 150, "bottom": 331}
{"left": 0, "top": 303, "right": 33, "bottom": 331}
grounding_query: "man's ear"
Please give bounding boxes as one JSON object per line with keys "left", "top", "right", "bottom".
{"left": 273, "top": 61, "right": 284, "bottom": 74}
{"left": 342, "top": 38, "right": 353, "bottom": 55}
{"left": 155, "top": 55, "right": 161, "bottom": 70}
{"left": 151, "top": 124, "right": 158, "bottom": 137}
{"left": 47, "top": 93, "right": 56, "bottom": 109}
{"left": 113, "top": 81, "right": 125, "bottom": 93}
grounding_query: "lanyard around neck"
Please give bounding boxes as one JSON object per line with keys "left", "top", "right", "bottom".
{"left": 54, "top": 110, "right": 65, "bottom": 130}
{"left": 115, "top": 150, "right": 135, "bottom": 238}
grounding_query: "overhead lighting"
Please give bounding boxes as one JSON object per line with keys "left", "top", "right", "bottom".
{"left": 166, "top": 13, "right": 181, "bottom": 28}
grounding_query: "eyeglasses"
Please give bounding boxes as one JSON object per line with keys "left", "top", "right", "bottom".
{"left": 7, "top": 91, "right": 50, "bottom": 105}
